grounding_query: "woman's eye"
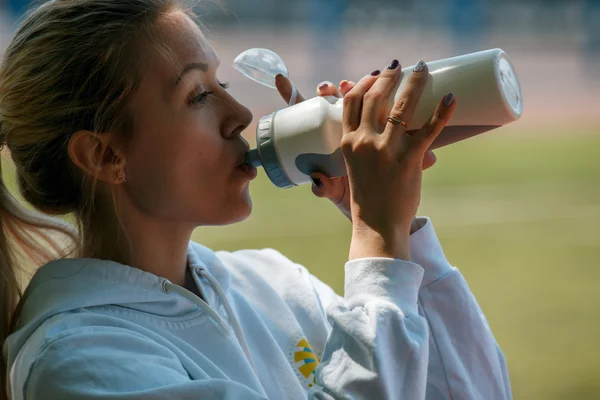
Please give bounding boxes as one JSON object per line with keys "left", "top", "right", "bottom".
{"left": 189, "top": 91, "right": 213, "bottom": 106}
{"left": 188, "top": 82, "right": 230, "bottom": 106}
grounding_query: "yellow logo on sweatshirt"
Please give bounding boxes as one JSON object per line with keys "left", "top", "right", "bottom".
{"left": 291, "top": 338, "right": 320, "bottom": 388}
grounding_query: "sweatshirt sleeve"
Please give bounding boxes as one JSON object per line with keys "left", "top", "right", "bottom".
{"left": 305, "top": 217, "right": 511, "bottom": 400}
{"left": 410, "top": 217, "right": 512, "bottom": 400}
{"left": 311, "top": 258, "right": 430, "bottom": 399}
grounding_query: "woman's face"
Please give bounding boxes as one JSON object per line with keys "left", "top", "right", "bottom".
{"left": 123, "top": 11, "right": 256, "bottom": 227}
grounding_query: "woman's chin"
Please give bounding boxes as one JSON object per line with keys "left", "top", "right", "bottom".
{"left": 205, "top": 185, "right": 253, "bottom": 226}
{"left": 237, "top": 199, "right": 253, "bottom": 222}
{"left": 227, "top": 191, "right": 253, "bottom": 224}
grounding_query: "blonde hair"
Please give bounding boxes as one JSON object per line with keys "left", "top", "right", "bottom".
{"left": 0, "top": 0, "right": 198, "bottom": 397}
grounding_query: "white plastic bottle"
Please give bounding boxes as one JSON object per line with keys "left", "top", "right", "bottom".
{"left": 244, "top": 48, "right": 523, "bottom": 188}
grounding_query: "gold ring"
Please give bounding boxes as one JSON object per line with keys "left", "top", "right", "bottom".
{"left": 387, "top": 115, "right": 407, "bottom": 128}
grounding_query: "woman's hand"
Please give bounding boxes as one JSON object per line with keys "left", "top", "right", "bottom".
{"left": 339, "top": 60, "right": 456, "bottom": 261}
{"left": 275, "top": 74, "right": 438, "bottom": 226}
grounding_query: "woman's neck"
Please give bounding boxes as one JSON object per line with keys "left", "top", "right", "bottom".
{"left": 81, "top": 195, "right": 195, "bottom": 287}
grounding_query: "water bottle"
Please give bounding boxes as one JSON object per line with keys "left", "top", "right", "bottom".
{"left": 243, "top": 48, "right": 523, "bottom": 188}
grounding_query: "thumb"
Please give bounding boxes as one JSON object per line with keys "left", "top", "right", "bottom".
{"left": 310, "top": 172, "right": 346, "bottom": 203}
{"left": 422, "top": 150, "right": 437, "bottom": 170}
{"left": 275, "top": 74, "right": 305, "bottom": 105}
{"left": 310, "top": 173, "right": 327, "bottom": 198}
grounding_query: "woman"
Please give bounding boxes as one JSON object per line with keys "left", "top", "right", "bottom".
{"left": 0, "top": 0, "right": 511, "bottom": 399}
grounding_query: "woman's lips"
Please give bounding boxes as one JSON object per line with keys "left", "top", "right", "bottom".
{"left": 235, "top": 163, "right": 258, "bottom": 180}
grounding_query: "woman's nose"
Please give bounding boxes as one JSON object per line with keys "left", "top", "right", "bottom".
{"left": 222, "top": 94, "right": 253, "bottom": 138}
{"left": 237, "top": 103, "right": 253, "bottom": 131}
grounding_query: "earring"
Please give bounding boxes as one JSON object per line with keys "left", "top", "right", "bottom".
{"left": 115, "top": 170, "right": 127, "bottom": 184}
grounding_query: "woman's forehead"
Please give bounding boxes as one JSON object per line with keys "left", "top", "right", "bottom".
{"left": 133, "top": 11, "right": 218, "bottom": 105}
{"left": 156, "top": 11, "right": 218, "bottom": 74}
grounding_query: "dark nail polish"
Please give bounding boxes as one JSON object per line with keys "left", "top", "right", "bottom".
{"left": 311, "top": 177, "right": 323, "bottom": 188}
{"left": 444, "top": 92, "right": 455, "bottom": 107}
{"left": 370, "top": 70, "right": 381, "bottom": 76}
{"left": 387, "top": 59, "right": 399, "bottom": 70}
{"left": 318, "top": 82, "right": 329, "bottom": 90}
{"left": 413, "top": 60, "right": 426, "bottom": 73}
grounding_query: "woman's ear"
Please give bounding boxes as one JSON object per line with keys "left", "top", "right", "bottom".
{"left": 68, "top": 130, "right": 125, "bottom": 184}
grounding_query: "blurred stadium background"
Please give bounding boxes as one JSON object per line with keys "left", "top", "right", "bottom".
{"left": 1, "top": 0, "right": 599, "bottom": 398}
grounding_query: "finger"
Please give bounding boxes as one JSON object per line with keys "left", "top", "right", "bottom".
{"left": 339, "top": 80, "right": 356, "bottom": 96}
{"left": 422, "top": 150, "right": 437, "bottom": 170}
{"left": 342, "top": 71, "right": 380, "bottom": 133}
{"left": 383, "top": 60, "right": 429, "bottom": 139}
{"left": 310, "top": 172, "right": 345, "bottom": 203}
{"left": 317, "top": 81, "right": 342, "bottom": 98}
{"left": 309, "top": 173, "right": 327, "bottom": 198}
{"left": 361, "top": 59, "right": 403, "bottom": 130}
{"left": 275, "top": 74, "right": 305, "bottom": 105}
{"left": 412, "top": 93, "right": 456, "bottom": 154}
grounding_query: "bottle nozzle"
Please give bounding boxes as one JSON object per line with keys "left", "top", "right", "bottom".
{"left": 243, "top": 148, "right": 262, "bottom": 168}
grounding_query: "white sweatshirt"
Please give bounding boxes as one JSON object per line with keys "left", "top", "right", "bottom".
{"left": 3, "top": 217, "right": 511, "bottom": 399}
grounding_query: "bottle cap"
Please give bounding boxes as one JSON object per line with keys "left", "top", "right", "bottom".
{"left": 244, "top": 113, "right": 295, "bottom": 188}
{"left": 233, "top": 48, "right": 289, "bottom": 89}
{"left": 233, "top": 48, "right": 297, "bottom": 105}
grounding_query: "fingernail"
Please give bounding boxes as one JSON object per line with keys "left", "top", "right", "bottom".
{"left": 340, "top": 80, "right": 349, "bottom": 87}
{"left": 387, "top": 59, "right": 400, "bottom": 70}
{"left": 311, "top": 177, "right": 323, "bottom": 188}
{"left": 444, "top": 93, "right": 455, "bottom": 107}
{"left": 318, "top": 82, "right": 329, "bottom": 90}
{"left": 370, "top": 70, "right": 381, "bottom": 76}
{"left": 275, "top": 73, "right": 283, "bottom": 80}
{"left": 413, "top": 60, "right": 426, "bottom": 73}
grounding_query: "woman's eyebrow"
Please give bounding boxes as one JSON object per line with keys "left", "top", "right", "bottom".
{"left": 175, "top": 62, "right": 208, "bottom": 85}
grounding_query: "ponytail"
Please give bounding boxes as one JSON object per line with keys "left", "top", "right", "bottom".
{"left": 0, "top": 137, "right": 78, "bottom": 400}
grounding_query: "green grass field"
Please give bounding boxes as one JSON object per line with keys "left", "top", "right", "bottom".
{"left": 195, "top": 132, "right": 600, "bottom": 400}
{"left": 3, "top": 131, "right": 599, "bottom": 399}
